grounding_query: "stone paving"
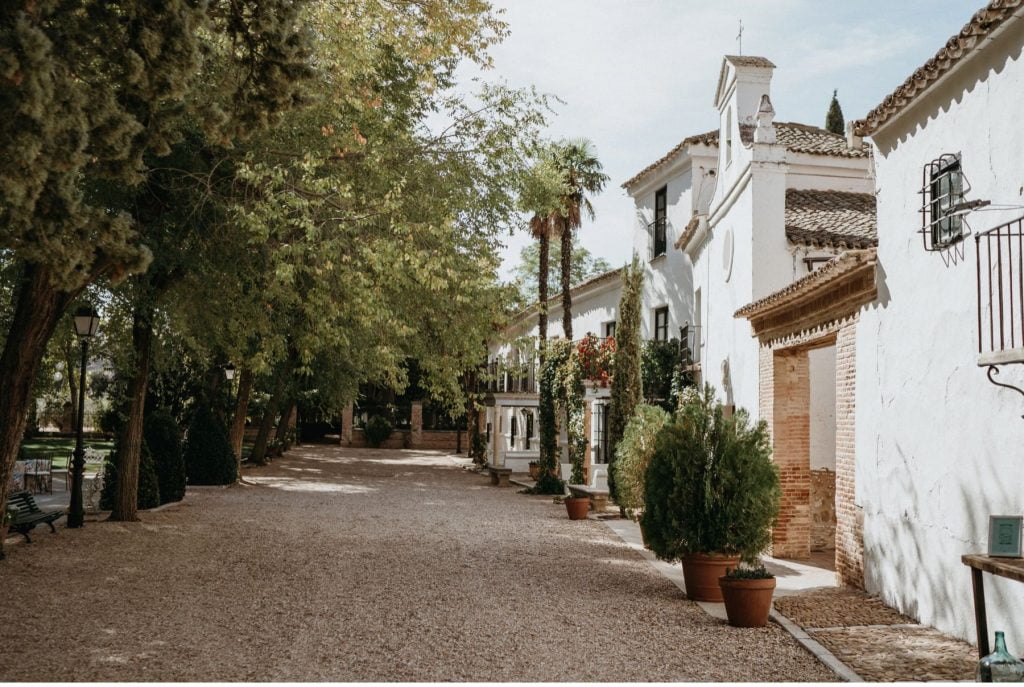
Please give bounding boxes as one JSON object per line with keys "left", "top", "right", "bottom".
{"left": 773, "top": 587, "right": 976, "bottom": 681}
{"left": 0, "top": 445, "right": 836, "bottom": 681}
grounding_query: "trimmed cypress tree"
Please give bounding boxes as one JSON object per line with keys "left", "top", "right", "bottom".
{"left": 184, "top": 404, "right": 237, "bottom": 486}
{"left": 100, "top": 438, "right": 160, "bottom": 512}
{"left": 826, "top": 89, "right": 845, "bottom": 135}
{"left": 145, "top": 409, "right": 186, "bottom": 504}
{"left": 607, "top": 255, "right": 644, "bottom": 501}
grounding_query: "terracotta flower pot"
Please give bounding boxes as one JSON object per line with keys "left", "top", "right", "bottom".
{"left": 680, "top": 553, "right": 741, "bottom": 602}
{"left": 719, "top": 576, "right": 777, "bottom": 627}
{"left": 528, "top": 464, "right": 540, "bottom": 481}
{"left": 565, "top": 496, "right": 590, "bottom": 520}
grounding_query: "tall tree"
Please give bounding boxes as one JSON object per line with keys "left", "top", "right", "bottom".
{"left": 826, "top": 89, "right": 845, "bottom": 135}
{"left": 607, "top": 255, "right": 644, "bottom": 502}
{"left": 550, "top": 139, "right": 609, "bottom": 342}
{"left": 509, "top": 241, "right": 612, "bottom": 308}
{"left": 0, "top": 0, "right": 312, "bottom": 522}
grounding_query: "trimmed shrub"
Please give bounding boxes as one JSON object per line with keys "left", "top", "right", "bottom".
{"left": 363, "top": 415, "right": 393, "bottom": 448}
{"left": 607, "top": 255, "right": 643, "bottom": 500}
{"left": 641, "top": 384, "right": 780, "bottom": 564}
{"left": 611, "top": 404, "right": 671, "bottom": 521}
{"left": 145, "top": 409, "right": 185, "bottom": 504}
{"left": 99, "top": 439, "right": 161, "bottom": 511}
{"left": 184, "top": 404, "right": 237, "bottom": 485}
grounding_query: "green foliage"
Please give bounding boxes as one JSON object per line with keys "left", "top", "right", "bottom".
{"left": 509, "top": 239, "right": 612, "bottom": 308}
{"left": 99, "top": 439, "right": 160, "bottom": 511}
{"left": 826, "top": 89, "right": 845, "bottom": 136}
{"left": 724, "top": 565, "right": 774, "bottom": 580}
{"left": 611, "top": 404, "right": 671, "bottom": 520}
{"left": 607, "top": 255, "right": 644, "bottom": 500}
{"left": 641, "top": 385, "right": 780, "bottom": 564}
{"left": 364, "top": 415, "right": 394, "bottom": 448}
{"left": 642, "top": 338, "right": 685, "bottom": 410}
{"left": 534, "top": 340, "right": 565, "bottom": 494}
{"left": 145, "top": 409, "right": 185, "bottom": 505}
{"left": 184, "top": 404, "right": 236, "bottom": 486}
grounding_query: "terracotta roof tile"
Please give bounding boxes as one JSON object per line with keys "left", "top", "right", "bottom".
{"left": 511, "top": 267, "right": 624, "bottom": 324}
{"left": 623, "top": 123, "right": 866, "bottom": 190}
{"left": 621, "top": 130, "right": 719, "bottom": 189}
{"left": 674, "top": 216, "right": 701, "bottom": 250}
{"left": 735, "top": 249, "right": 877, "bottom": 318}
{"left": 853, "top": 0, "right": 1024, "bottom": 135}
{"left": 724, "top": 55, "right": 777, "bottom": 69}
{"left": 785, "top": 189, "right": 878, "bottom": 250}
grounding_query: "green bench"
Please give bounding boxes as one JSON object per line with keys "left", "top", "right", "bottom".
{"left": 6, "top": 490, "right": 64, "bottom": 543}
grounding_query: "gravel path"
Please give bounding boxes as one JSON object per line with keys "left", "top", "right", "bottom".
{"left": 0, "top": 445, "right": 835, "bottom": 681}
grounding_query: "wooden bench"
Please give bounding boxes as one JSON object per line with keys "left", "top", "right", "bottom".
{"left": 566, "top": 466, "right": 610, "bottom": 512}
{"left": 6, "top": 491, "right": 64, "bottom": 543}
{"left": 488, "top": 466, "right": 513, "bottom": 487}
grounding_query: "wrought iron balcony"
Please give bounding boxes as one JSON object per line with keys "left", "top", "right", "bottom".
{"left": 481, "top": 358, "right": 538, "bottom": 394}
{"left": 649, "top": 217, "right": 667, "bottom": 259}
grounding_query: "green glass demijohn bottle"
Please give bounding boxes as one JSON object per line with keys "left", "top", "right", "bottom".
{"left": 978, "top": 632, "right": 1024, "bottom": 682}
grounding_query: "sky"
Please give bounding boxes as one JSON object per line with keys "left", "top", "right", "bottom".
{"left": 458, "top": 0, "right": 979, "bottom": 280}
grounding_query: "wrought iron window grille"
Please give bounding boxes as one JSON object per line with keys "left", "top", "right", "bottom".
{"left": 680, "top": 323, "right": 702, "bottom": 368}
{"left": 920, "top": 153, "right": 971, "bottom": 251}
{"left": 651, "top": 186, "right": 668, "bottom": 259}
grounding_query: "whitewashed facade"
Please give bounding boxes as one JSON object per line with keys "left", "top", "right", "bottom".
{"left": 851, "top": 2, "right": 1024, "bottom": 646}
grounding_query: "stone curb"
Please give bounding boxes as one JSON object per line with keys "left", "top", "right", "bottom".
{"left": 770, "top": 608, "right": 864, "bottom": 682}
{"left": 600, "top": 519, "right": 864, "bottom": 683}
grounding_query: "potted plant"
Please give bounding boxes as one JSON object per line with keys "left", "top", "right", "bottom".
{"left": 576, "top": 333, "right": 616, "bottom": 389}
{"left": 719, "top": 564, "right": 776, "bottom": 627}
{"left": 641, "top": 384, "right": 780, "bottom": 602}
{"left": 528, "top": 461, "right": 540, "bottom": 481}
{"left": 611, "top": 404, "right": 671, "bottom": 525}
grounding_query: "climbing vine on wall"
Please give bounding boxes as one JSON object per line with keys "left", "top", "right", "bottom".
{"left": 534, "top": 338, "right": 587, "bottom": 493}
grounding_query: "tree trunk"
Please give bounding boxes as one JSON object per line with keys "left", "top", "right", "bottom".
{"left": 0, "top": 264, "right": 76, "bottom": 547}
{"left": 110, "top": 308, "right": 154, "bottom": 522}
{"left": 561, "top": 222, "right": 573, "bottom": 342}
{"left": 538, "top": 233, "right": 549, "bottom": 361}
{"left": 275, "top": 398, "right": 296, "bottom": 446}
{"left": 229, "top": 367, "right": 252, "bottom": 474}
{"left": 250, "top": 371, "right": 287, "bottom": 466}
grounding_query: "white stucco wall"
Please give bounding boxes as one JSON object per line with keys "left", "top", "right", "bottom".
{"left": 631, "top": 165, "right": 697, "bottom": 340}
{"left": 857, "top": 15, "right": 1024, "bottom": 645}
{"left": 809, "top": 345, "right": 837, "bottom": 471}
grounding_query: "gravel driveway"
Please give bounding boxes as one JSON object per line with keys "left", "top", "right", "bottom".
{"left": 0, "top": 445, "right": 835, "bottom": 681}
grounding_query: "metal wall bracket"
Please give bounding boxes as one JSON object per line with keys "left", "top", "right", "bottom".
{"left": 985, "top": 365, "right": 1024, "bottom": 419}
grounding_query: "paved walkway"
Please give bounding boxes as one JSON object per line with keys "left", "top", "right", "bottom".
{"left": 0, "top": 445, "right": 835, "bottom": 681}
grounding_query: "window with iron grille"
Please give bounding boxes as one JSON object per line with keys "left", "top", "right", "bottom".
{"left": 650, "top": 186, "right": 667, "bottom": 259}
{"left": 921, "top": 154, "right": 966, "bottom": 251}
{"left": 654, "top": 306, "right": 669, "bottom": 342}
{"left": 603, "top": 320, "right": 616, "bottom": 339}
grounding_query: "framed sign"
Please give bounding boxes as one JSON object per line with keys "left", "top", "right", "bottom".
{"left": 988, "top": 516, "right": 1023, "bottom": 558}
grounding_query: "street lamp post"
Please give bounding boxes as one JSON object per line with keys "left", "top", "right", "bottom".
{"left": 68, "top": 307, "right": 100, "bottom": 529}
{"left": 224, "top": 363, "right": 236, "bottom": 412}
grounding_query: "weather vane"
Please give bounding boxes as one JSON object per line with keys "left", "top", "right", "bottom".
{"left": 737, "top": 19, "right": 744, "bottom": 55}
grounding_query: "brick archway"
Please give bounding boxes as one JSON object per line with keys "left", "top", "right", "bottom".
{"left": 739, "top": 250, "right": 876, "bottom": 588}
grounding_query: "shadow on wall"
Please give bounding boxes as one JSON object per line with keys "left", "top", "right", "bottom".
{"left": 874, "top": 22, "right": 1023, "bottom": 156}
{"left": 863, "top": 430, "right": 1024, "bottom": 645}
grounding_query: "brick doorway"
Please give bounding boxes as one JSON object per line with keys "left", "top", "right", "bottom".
{"left": 765, "top": 322, "right": 861, "bottom": 587}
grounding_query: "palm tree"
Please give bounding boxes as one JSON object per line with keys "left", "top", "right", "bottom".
{"left": 550, "top": 139, "right": 609, "bottom": 342}
{"left": 530, "top": 213, "right": 553, "bottom": 361}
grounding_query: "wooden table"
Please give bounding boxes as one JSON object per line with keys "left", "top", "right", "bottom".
{"left": 962, "top": 554, "right": 1024, "bottom": 658}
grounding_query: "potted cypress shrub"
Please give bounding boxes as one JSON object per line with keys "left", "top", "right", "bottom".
{"left": 612, "top": 403, "right": 671, "bottom": 526}
{"left": 641, "top": 384, "right": 780, "bottom": 603}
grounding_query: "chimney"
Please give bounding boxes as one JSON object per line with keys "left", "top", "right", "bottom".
{"left": 846, "top": 120, "right": 863, "bottom": 151}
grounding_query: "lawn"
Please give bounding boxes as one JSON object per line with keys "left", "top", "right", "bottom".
{"left": 20, "top": 437, "right": 114, "bottom": 472}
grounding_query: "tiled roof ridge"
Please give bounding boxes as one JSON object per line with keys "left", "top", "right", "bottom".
{"left": 723, "top": 55, "right": 777, "bottom": 69}
{"left": 623, "top": 121, "right": 867, "bottom": 191}
{"left": 511, "top": 266, "right": 624, "bottom": 323}
{"left": 853, "top": 0, "right": 1024, "bottom": 135}
{"left": 734, "top": 249, "right": 878, "bottom": 318}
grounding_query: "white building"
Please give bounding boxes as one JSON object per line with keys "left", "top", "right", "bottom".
{"left": 850, "top": 1, "right": 1024, "bottom": 647}
{"left": 734, "top": 0, "right": 1024, "bottom": 647}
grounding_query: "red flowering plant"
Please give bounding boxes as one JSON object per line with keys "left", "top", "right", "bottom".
{"left": 576, "top": 333, "right": 617, "bottom": 387}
